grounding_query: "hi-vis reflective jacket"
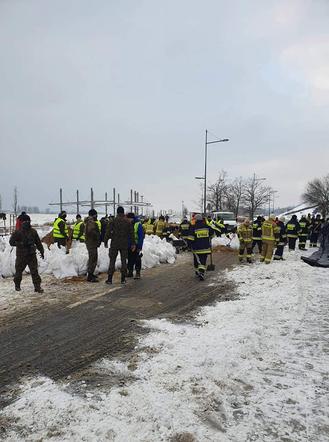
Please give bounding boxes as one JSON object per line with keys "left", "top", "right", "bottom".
{"left": 72, "top": 221, "right": 85, "bottom": 241}
{"left": 206, "top": 218, "right": 221, "bottom": 236}
{"left": 262, "top": 220, "right": 280, "bottom": 242}
{"left": 215, "top": 219, "right": 226, "bottom": 235}
{"left": 155, "top": 219, "right": 166, "bottom": 237}
{"left": 237, "top": 224, "right": 253, "bottom": 243}
{"left": 53, "top": 217, "right": 68, "bottom": 239}
{"left": 189, "top": 220, "right": 214, "bottom": 254}
{"left": 144, "top": 220, "right": 155, "bottom": 235}
{"left": 286, "top": 218, "right": 300, "bottom": 238}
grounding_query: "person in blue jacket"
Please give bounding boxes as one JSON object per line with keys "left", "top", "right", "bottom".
{"left": 127, "top": 212, "right": 144, "bottom": 279}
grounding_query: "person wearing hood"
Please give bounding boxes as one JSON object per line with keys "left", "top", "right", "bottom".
{"left": 84, "top": 209, "right": 101, "bottom": 282}
{"left": 286, "top": 214, "right": 300, "bottom": 251}
{"left": 189, "top": 214, "right": 215, "bottom": 280}
{"left": 53, "top": 211, "right": 69, "bottom": 248}
{"left": 237, "top": 218, "right": 253, "bottom": 263}
{"left": 273, "top": 216, "right": 287, "bottom": 260}
{"left": 260, "top": 215, "right": 280, "bottom": 264}
{"left": 126, "top": 212, "right": 144, "bottom": 279}
{"left": 104, "top": 206, "right": 135, "bottom": 285}
{"left": 9, "top": 214, "right": 45, "bottom": 292}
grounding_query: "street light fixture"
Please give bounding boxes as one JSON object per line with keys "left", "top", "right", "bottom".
{"left": 203, "top": 130, "right": 229, "bottom": 215}
{"left": 195, "top": 176, "right": 205, "bottom": 180}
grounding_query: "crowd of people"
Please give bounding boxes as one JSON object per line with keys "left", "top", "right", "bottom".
{"left": 237, "top": 213, "right": 324, "bottom": 264}
{"left": 7, "top": 209, "right": 326, "bottom": 292}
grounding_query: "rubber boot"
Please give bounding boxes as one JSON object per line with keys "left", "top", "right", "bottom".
{"left": 15, "top": 284, "right": 21, "bottom": 292}
{"left": 87, "top": 273, "right": 98, "bottom": 283}
{"left": 121, "top": 274, "right": 126, "bottom": 284}
{"left": 127, "top": 271, "right": 134, "bottom": 278}
{"left": 105, "top": 275, "right": 112, "bottom": 285}
{"left": 134, "top": 271, "right": 141, "bottom": 280}
{"left": 34, "top": 286, "right": 44, "bottom": 293}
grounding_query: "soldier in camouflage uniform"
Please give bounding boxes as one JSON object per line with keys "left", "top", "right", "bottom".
{"left": 9, "top": 214, "right": 45, "bottom": 292}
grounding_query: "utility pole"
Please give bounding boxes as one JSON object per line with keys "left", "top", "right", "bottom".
{"left": 76, "top": 190, "right": 80, "bottom": 214}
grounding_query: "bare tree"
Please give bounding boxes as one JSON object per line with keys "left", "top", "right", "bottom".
{"left": 243, "top": 176, "right": 271, "bottom": 220}
{"left": 13, "top": 186, "right": 18, "bottom": 215}
{"left": 226, "top": 177, "right": 245, "bottom": 218}
{"left": 207, "top": 170, "right": 228, "bottom": 212}
{"left": 302, "top": 174, "right": 329, "bottom": 218}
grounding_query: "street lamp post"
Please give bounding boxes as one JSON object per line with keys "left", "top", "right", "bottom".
{"left": 203, "top": 130, "right": 229, "bottom": 215}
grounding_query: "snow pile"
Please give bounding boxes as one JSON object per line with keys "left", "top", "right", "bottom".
{"left": 2, "top": 251, "right": 329, "bottom": 441}
{"left": 0, "top": 235, "right": 176, "bottom": 279}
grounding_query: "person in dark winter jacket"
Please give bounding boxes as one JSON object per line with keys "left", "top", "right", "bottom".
{"left": 273, "top": 216, "right": 287, "bottom": 260}
{"left": 126, "top": 213, "right": 144, "bottom": 279}
{"left": 309, "top": 214, "right": 322, "bottom": 247}
{"left": 104, "top": 206, "right": 135, "bottom": 284}
{"left": 252, "top": 216, "right": 263, "bottom": 253}
{"left": 15, "top": 211, "right": 27, "bottom": 230}
{"left": 84, "top": 209, "right": 101, "bottom": 282}
{"left": 298, "top": 215, "right": 309, "bottom": 250}
{"left": 9, "top": 214, "right": 44, "bottom": 292}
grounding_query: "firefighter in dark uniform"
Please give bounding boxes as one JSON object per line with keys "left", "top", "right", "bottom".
{"left": 298, "top": 215, "right": 309, "bottom": 250}
{"left": 9, "top": 214, "right": 45, "bottom": 292}
{"left": 252, "top": 215, "right": 263, "bottom": 253}
{"left": 309, "top": 214, "right": 322, "bottom": 247}
{"left": 286, "top": 215, "right": 300, "bottom": 251}
{"left": 189, "top": 214, "right": 215, "bottom": 280}
{"left": 84, "top": 209, "right": 101, "bottom": 282}
{"left": 274, "top": 216, "right": 287, "bottom": 260}
{"left": 179, "top": 216, "right": 191, "bottom": 241}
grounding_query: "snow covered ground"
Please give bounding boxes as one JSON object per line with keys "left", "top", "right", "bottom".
{"left": 0, "top": 235, "right": 176, "bottom": 280}
{"left": 1, "top": 248, "right": 328, "bottom": 441}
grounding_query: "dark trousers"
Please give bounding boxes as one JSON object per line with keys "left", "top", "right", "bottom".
{"left": 54, "top": 238, "right": 67, "bottom": 248}
{"left": 298, "top": 235, "right": 307, "bottom": 250}
{"left": 274, "top": 244, "right": 284, "bottom": 260}
{"left": 87, "top": 246, "right": 98, "bottom": 274}
{"left": 252, "top": 239, "right": 262, "bottom": 254}
{"left": 128, "top": 249, "right": 142, "bottom": 273}
{"left": 288, "top": 237, "right": 297, "bottom": 250}
{"left": 193, "top": 253, "right": 208, "bottom": 274}
{"left": 310, "top": 232, "right": 319, "bottom": 247}
{"left": 14, "top": 254, "right": 41, "bottom": 289}
{"left": 108, "top": 248, "right": 128, "bottom": 276}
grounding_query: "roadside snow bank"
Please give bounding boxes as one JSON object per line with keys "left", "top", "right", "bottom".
{"left": 0, "top": 235, "right": 176, "bottom": 279}
{"left": 2, "top": 250, "right": 329, "bottom": 441}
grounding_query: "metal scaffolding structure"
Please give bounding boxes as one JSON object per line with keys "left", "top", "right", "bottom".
{"left": 49, "top": 188, "right": 151, "bottom": 216}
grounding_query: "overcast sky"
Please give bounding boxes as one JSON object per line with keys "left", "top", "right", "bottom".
{"left": 1, "top": 0, "right": 329, "bottom": 213}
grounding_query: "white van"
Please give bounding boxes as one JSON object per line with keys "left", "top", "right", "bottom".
{"left": 212, "top": 211, "right": 237, "bottom": 232}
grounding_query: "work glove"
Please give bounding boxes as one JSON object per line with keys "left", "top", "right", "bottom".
{"left": 40, "top": 252, "right": 45, "bottom": 260}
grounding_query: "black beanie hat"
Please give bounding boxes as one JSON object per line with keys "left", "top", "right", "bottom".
{"left": 117, "top": 206, "right": 124, "bottom": 214}
{"left": 88, "top": 209, "right": 97, "bottom": 217}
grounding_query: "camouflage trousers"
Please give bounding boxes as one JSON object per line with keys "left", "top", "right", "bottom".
{"left": 14, "top": 254, "right": 41, "bottom": 289}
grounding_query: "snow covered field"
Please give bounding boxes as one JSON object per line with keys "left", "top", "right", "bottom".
{"left": 1, "top": 248, "right": 328, "bottom": 441}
